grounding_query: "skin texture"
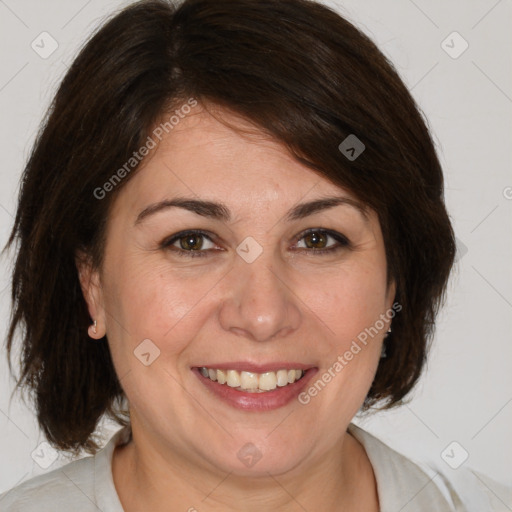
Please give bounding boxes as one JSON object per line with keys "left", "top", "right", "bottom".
{"left": 77, "top": 104, "right": 396, "bottom": 511}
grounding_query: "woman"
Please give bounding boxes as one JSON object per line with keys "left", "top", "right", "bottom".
{"left": 0, "top": 0, "right": 506, "bottom": 510}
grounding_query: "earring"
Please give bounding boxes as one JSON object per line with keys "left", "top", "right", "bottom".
{"left": 381, "top": 326, "right": 391, "bottom": 358}
{"left": 88, "top": 319, "right": 98, "bottom": 338}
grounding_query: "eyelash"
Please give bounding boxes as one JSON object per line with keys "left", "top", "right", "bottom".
{"left": 160, "top": 228, "right": 350, "bottom": 259}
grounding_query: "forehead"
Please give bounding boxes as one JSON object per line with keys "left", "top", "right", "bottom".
{"left": 110, "top": 104, "right": 370, "bottom": 224}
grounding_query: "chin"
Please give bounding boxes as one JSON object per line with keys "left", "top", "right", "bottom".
{"left": 195, "top": 434, "right": 310, "bottom": 478}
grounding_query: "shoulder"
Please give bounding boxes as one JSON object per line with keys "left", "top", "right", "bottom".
{"left": 0, "top": 454, "right": 97, "bottom": 511}
{"left": 0, "top": 426, "right": 130, "bottom": 512}
{"left": 432, "top": 464, "right": 512, "bottom": 511}
{"left": 348, "top": 423, "right": 511, "bottom": 512}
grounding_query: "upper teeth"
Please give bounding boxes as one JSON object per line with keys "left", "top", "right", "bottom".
{"left": 199, "top": 368, "right": 304, "bottom": 392}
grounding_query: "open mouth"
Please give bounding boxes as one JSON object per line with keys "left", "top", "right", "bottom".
{"left": 197, "top": 367, "right": 306, "bottom": 393}
{"left": 193, "top": 365, "right": 317, "bottom": 410}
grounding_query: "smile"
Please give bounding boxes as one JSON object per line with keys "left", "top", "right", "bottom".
{"left": 193, "top": 363, "right": 317, "bottom": 410}
{"left": 199, "top": 367, "right": 305, "bottom": 392}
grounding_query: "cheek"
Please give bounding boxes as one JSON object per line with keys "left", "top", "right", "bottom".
{"left": 299, "top": 260, "right": 388, "bottom": 347}
{"left": 104, "top": 255, "right": 219, "bottom": 356}
{"left": 295, "top": 265, "right": 387, "bottom": 427}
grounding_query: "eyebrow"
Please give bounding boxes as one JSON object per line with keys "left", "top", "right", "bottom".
{"left": 134, "top": 195, "right": 369, "bottom": 226}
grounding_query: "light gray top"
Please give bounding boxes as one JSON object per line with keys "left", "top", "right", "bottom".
{"left": 0, "top": 423, "right": 508, "bottom": 511}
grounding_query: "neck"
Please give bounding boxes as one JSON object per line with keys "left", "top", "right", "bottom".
{"left": 112, "top": 426, "right": 379, "bottom": 512}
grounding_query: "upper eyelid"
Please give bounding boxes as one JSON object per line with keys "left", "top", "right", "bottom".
{"left": 163, "top": 229, "right": 217, "bottom": 246}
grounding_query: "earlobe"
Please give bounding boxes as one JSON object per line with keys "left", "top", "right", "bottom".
{"left": 88, "top": 319, "right": 98, "bottom": 339}
{"left": 75, "top": 250, "right": 106, "bottom": 338}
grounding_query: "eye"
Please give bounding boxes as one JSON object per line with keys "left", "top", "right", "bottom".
{"left": 161, "top": 230, "right": 218, "bottom": 258}
{"left": 293, "top": 228, "right": 350, "bottom": 255}
{"left": 161, "top": 228, "right": 350, "bottom": 259}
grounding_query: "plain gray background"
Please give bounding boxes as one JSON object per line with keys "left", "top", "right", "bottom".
{"left": 0, "top": 0, "right": 511, "bottom": 501}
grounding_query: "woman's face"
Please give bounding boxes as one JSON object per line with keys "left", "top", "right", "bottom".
{"left": 79, "top": 103, "right": 395, "bottom": 477}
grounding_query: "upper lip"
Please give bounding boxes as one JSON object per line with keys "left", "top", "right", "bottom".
{"left": 194, "top": 362, "right": 315, "bottom": 373}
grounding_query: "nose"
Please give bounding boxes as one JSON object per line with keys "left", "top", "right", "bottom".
{"left": 218, "top": 253, "right": 301, "bottom": 343}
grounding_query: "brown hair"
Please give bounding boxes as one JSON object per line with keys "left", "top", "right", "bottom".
{"left": 2, "top": 0, "right": 455, "bottom": 455}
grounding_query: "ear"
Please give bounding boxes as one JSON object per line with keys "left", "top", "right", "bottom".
{"left": 75, "top": 249, "right": 106, "bottom": 338}
{"left": 385, "top": 278, "right": 397, "bottom": 313}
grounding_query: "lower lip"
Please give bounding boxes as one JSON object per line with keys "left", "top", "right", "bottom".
{"left": 192, "top": 368, "right": 318, "bottom": 411}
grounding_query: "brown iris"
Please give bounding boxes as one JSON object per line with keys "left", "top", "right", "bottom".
{"left": 303, "top": 231, "right": 328, "bottom": 249}
{"left": 179, "top": 234, "right": 204, "bottom": 251}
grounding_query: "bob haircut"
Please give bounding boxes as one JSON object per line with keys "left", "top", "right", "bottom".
{"left": 3, "top": 0, "right": 455, "bottom": 455}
